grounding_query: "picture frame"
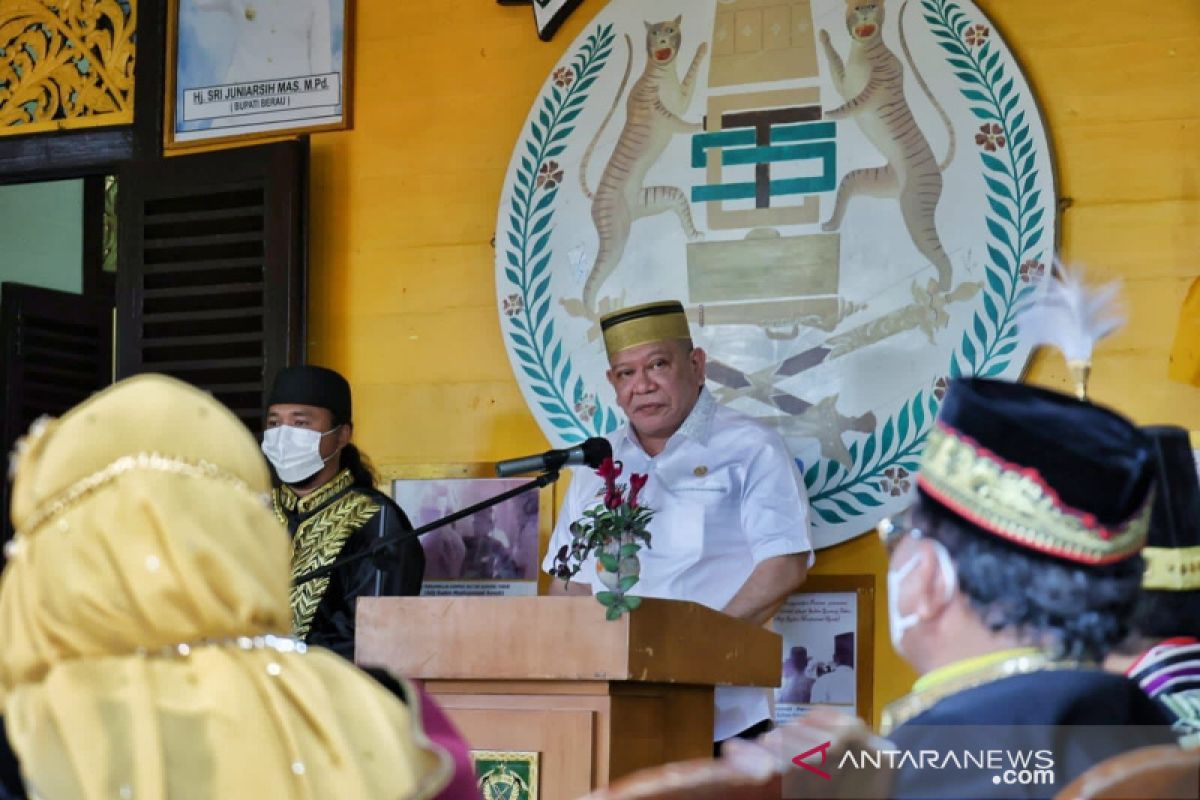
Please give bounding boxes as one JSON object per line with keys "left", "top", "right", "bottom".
{"left": 471, "top": 750, "right": 540, "bottom": 800}
{"left": 164, "top": 0, "right": 352, "bottom": 150}
{"left": 771, "top": 574, "right": 875, "bottom": 725}
{"left": 380, "top": 463, "right": 559, "bottom": 598}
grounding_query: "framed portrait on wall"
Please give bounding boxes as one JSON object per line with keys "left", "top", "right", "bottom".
{"left": 164, "top": 0, "right": 351, "bottom": 149}
{"left": 772, "top": 574, "right": 875, "bottom": 725}
{"left": 382, "top": 463, "right": 555, "bottom": 599}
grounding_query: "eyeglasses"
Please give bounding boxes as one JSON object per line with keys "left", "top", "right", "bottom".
{"left": 876, "top": 515, "right": 924, "bottom": 555}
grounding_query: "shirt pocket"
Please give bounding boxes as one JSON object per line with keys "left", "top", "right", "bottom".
{"left": 667, "top": 469, "right": 734, "bottom": 508}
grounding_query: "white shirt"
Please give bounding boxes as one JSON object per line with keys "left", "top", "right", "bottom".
{"left": 542, "top": 389, "right": 814, "bottom": 740}
{"left": 811, "top": 665, "right": 855, "bottom": 705}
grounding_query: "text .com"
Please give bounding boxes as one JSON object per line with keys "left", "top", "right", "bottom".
{"left": 993, "top": 767, "right": 1055, "bottom": 786}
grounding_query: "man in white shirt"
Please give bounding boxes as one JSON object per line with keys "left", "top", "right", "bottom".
{"left": 810, "top": 632, "right": 855, "bottom": 705}
{"left": 542, "top": 300, "right": 814, "bottom": 752}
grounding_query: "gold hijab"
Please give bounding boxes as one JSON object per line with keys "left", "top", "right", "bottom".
{"left": 0, "top": 375, "right": 450, "bottom": 799}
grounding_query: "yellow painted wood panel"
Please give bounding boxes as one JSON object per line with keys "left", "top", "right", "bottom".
{"left": 353, "top": 381, "right": 548, "bottom": 466}
{"left": 314, "top": 174, "right": 502, "bottom": 246}
{"left": 349, "top": 311, "right": 514, "bottom": 385}
{"left": 1031, "top": 41, "right": 1200, "bottom": 127}
{"left": 1054, "top": 119, "right": 1200, "bottom": 203}
{"left": 1098, "top": 277, "right": 1191, "bottom": 352}
{"left": 1030, "top": 349, "right": 1200, "bottom": 429}
{"left": 1170, "top": 278, "right": 1200, "bottom": 385}
{"left": 330, "top": 244, "right": 497, "bottom": 315}
{"left": 1062, "top": 201, "right": 1200, "bottom": 278}
{"left": 978, "top": 0, "right": 1200, "bottom": 49}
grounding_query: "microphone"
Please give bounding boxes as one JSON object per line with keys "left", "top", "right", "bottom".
{"left": 495, "top": 437, "right": 612, "bottom": 477}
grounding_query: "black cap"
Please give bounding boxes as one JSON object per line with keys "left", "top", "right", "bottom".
{"left": 1141, "top": 426, "right": 1200, "bottom": 591}
{"left": 918, "top": 378, "right": 1155, "bottom": 565}
{"left": 267, "top": 366, "right": 352, "bottom": 422}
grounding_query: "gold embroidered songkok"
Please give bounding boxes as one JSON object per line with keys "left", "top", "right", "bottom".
{"left": 600, "top": 300, "right": 693, "bottom": 359}
{"left": 916, "top": 378, "right": 1155, "bottom": 566}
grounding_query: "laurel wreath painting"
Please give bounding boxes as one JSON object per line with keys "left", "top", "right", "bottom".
{"left": 499, "top": 1, "right": 1049, "bottom": 529}
{"left": 500, "top": 23, "right": 619, "bottom": 442}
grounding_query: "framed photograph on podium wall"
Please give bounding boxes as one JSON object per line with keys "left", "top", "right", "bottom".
{"left": 380, "top": 463, "right": 559, "bottom": 598}
{"left": 165, "top": 0, "right": 352, "bottom": 149}
{"left": 772, "top": 574, "right": 875, "bottom": 725}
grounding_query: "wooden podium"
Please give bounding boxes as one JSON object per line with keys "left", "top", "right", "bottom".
{"left": 356, "top": 597, "right": 782, "bottom": 797}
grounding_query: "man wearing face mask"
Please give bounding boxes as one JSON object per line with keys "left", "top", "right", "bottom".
{"left": 876, "top": 377, "right": 1174, "bottom": 798}
{"left": 263, "top": 365, "right": 424, "bottom": 660}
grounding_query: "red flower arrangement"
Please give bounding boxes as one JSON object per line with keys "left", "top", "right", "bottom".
{"left": 551, "top": 457, "right": 655, "bottom": 619}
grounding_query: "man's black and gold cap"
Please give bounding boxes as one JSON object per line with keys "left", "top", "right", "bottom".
{"left": 599, "top": 301, "right": 692, "bottom": 360}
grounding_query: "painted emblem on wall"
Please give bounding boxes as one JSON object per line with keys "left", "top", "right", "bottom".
{"left": 494, "top": 0, "right": 1056, "bottom": 547}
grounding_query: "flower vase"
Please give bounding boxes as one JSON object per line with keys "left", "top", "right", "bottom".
{"left": 594, "top": 533, "right": 641, "bottom": 595}
{"left": 594, "top": 539, "right": 622, "bottom": 592}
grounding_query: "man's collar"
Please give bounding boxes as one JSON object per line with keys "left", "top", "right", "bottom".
{"left": 911, "top": 647, "right": 1043, "bottom": 694}
{"left": 274, "top": 468, "right": 355, "bottom": 515}
{"left": 880, "top": 647, "right": 1091, "bottom": 734}
{"left": 620, "top": 387, "right": 717, "bottom": 453}
{"left": 677, "top": 387, "right": 717, "bottom": 445}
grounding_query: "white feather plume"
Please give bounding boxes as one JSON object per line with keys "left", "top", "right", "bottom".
{"left": 1016, "top": 262, "right": 1125, "bottom": 364}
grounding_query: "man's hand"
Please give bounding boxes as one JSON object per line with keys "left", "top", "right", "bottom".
{"left": 721, "top": 553, "right": 809, "bottom": 626}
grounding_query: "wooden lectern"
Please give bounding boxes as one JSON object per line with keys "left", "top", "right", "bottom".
{"left": 357, "top": 597, "right": 782, "bottom": 798}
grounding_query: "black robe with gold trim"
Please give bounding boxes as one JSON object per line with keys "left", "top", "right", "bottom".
{"left": 274, "top": 469, "right": 424, "bottom": 659}
{"left": 883, "top": 654, "right": 1175, "bottom": 799}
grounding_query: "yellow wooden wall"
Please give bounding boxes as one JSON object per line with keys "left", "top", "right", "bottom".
{"left": 308, "top": 0, "right": 1200, "bottom": 727}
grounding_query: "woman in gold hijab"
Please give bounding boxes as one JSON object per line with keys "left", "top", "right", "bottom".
{"left": 0, "top": 375, "right": 454, "bottom": 799}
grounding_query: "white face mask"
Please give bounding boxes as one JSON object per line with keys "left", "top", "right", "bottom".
{"left": 887, "top": 540, "right": 958, "bottom": 654}
{"left": 261, "top": 425, "right": 342, "bottom": 485}
{"left": 887, "top": 553, "right": 924, "bottom": 652}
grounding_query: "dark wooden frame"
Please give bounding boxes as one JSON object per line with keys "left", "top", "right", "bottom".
{"left": 82, "top": 176, "right": 117, "bottom": 300}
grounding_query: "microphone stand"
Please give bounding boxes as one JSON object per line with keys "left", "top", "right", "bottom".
{"left": 293, "top": 469, "right": 562, "bottom": 586}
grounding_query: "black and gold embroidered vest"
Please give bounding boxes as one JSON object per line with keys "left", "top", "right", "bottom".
{"left": 273, "top": 469, "right": 381, "bottom": 639}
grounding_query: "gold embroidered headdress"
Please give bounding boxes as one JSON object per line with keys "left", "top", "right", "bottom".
{"left": 600, "top": 300, "right": 692, "bottom": 360}
{"left": 0, "top": 374, "right": 449, "bottom": 799}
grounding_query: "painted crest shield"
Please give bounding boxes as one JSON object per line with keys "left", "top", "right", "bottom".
{"left": 495, "top": 0, "right": 1056, "bottom": 546}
